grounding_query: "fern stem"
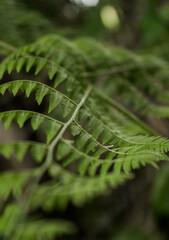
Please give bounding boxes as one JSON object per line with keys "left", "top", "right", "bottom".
{"left": 22, "top": 86, "right": 92, "bottom": 213}
{"left": 51, "top": 86, "right": 92, "bottom": 147}
{"left": 94, "top": 87, "right": 158, "bottom": 136}
{"left": 38, "top": 85, "right": 92, "bottom": 176}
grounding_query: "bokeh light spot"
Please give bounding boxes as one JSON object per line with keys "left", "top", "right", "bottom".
{"left": 72, "top": 0, "right": 99, "bottom": 7}
{"left": 101, "top": 5, "right": 120, "bottom": 29}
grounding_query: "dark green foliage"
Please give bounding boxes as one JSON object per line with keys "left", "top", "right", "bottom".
{"left": 0, "top": 0, "right": 55, "bottom": 47}
{"left": 111, "top": 227, "right": 154, "bottom": 240}
{"left": 152, "top": 163, "right": 169, "bottom": 216}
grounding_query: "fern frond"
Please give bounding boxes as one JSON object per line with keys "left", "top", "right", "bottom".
{"left": 0, "top": 203, "right": 76, "bottom": 240}
{"left": 55, "top": 138, "right": 167, "bottom": 176}
{"left": 0, "top": 110, "right": 62, "bottom": 143}
{"left": 74, "top": 37, "right": 169, "bottom": 120}
{"left": 0, "top": 141, "right": 47, "bottom": 163}
{"left": 12, "top": 220, "right": 76, "bottom": 240}
{"left": 0, "top": 34, "right": 169, "bottom": 238}
{"left": 0, "top": 55, "right": 80, "bottom": 93}
{"left": 0, "top": 170, "right": 31, "bottom": 199}
{"left": 0, "top": 80, "right": 76, "bottom": 114}
{"left": 30, "top": 164, "right": 130, "bottom": 209}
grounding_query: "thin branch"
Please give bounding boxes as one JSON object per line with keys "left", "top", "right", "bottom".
{"left": 82, "top": 64, "right": 158, "bottom": 78}
{"left": 0, "top": 40, "right": 16, "bottom": 53}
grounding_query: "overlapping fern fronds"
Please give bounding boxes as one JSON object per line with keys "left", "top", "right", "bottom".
{"left": 0, "top": 34, "right": 169, "bottom": 239}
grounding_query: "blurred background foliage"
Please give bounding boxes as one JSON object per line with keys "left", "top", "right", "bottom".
{"left": 1, "top": 0, "right": 169, "bottom": 48}
{"left": 0, "top": 0, "right": 169, "bottom": 239}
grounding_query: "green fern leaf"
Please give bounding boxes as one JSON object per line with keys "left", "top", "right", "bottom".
{"left": 23, "top": 81, "right": 37, "bottom": 98}
{"left": 26, "top": 57, "right": 36, "bottom": 72}
{"left": 70, "top": 122, "right": 81, "bottom": 136}
{"left": 100, "top": 162, "right": 112, "bottom": 176}
{"left": 31, "top": 114, "right": 44, "bottom": 131}
{"left": 0, "top": 63, "right": 6, "bottom": 79}
{"left": 45, "top": 121, "right": 61, "bottom": 144}
{"left": 16, "top": 58, "right": 26, "bottom": 72}
{"left": 35, "top": 58, "right": 47, "bottom": 75}
{"left": 0, "top": 144, "right": 13, "bottom": 159}
{"left": 10, "top": 81, "right": 23, "bottom": 96}
{"left": 30, "top": 144, "right": 47, "bottom": 163}
{"left": 7, "top": 61, "right": 15, "bottom": 74}
{"left": 48, "top": 63, "right": 58, "bottom": 80}
{"left": 63, "top": 152, "right": 80, "bottom": 167}
{"left": 35, "top": 85, "right": 49, "bottom": 105}
{"left": 1, "top": 34, "right": 169, "bottom": 237}
{"left": 48, "top": 92, "right": 62, "bottom": 113}
{"left": 4, "top": 111, "right": 16, "bottom": 130}
{"left": 62, "top": 99, "right": 75, "bottom": 118}
{"left": 0, "top": 82, "right": 10, "bottom": 95}
{"left": 15, "top": 143, "right": 29, "bottom": 161}
{"left": 76, "top": 132, "right": 90, "bottom": 149}
{"left": 15, "top": 112, "right": 30, "bottom": 128}
{"left": 56, "top": 142, "right": 71, "bottom": 160}
{"left": 89, "top": 162, "right": 100, "bottom": 176}
{"left": 54, "top": 70, "right": 67, "bottom": 88}
{"left": 78, "top": 158, "right": 91, "bottom": 176}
